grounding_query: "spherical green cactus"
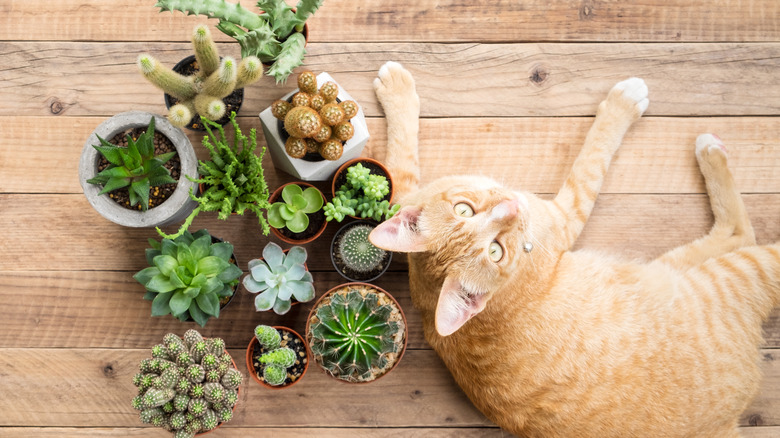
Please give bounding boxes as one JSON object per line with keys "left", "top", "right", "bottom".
{"left": 308, "top": 286, "right": 406, "bottom": 382}
{"left": 337, "top": 223, "right": 387, "bottom": 273}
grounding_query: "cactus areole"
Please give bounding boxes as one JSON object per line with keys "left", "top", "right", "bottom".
{"left": 306, "top": 283, "right": 407, "bottom": 383}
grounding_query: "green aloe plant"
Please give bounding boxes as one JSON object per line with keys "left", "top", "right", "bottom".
{"left": 243, "top": 243, "right": 314, "bottom": 315}
{"left": 86, "top": 116, "right": 176, "bottom": 210}
{"left": 308, "top": 284, "right": 406, "bottom": 382}
{"left": 134, "top": 229, "right": 242, "bottom": 327}
{"left": 268, "top": 184, "right": 324, "bottom": 233}
{"left": 154, "top": 0, "right": 325, "bottom": 83}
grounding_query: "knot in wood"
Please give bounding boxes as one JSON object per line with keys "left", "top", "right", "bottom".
{"left": 49, "top": 98, "right": 64, "bottom": 115}
{"left": 102, "top": 363, "right": 116, "bottom": 378}
{"left": 529, "top": 65, "right": 550, "bottom": 86}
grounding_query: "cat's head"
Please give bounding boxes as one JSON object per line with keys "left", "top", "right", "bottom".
{"left": 370, "top": 176, "right": 536, "bottom": 337}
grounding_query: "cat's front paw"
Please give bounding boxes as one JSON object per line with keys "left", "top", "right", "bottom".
{"left": 374, "top": 61, "right": 420, "bottom": 115}
{"left": 695, "top": 133, "right": 728, "bottom": 167}
{"left": 601, "top": 77, "right": 649, "bottom": 121}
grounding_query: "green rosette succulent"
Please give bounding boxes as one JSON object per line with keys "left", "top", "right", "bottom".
{"left": 268, "top": 184, "right": 324, "bottom": 233}
{"left": 134, "top": 229, "right": 242, "bottom": 327}
{"left": 86, "top": 116, "right": 176, "bottom": 210}
{"left": 243, "top": 242, "right": 314, "bottom": 315}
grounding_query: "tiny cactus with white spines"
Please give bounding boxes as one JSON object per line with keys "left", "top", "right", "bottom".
{"left": 133, "top": 330, "right": 241, "bottom": 435}
{"left": 251, "top": 325, "right": 303, "bottom": 387}
{"left": 336, "top": 223, "right": 387, "bottom": 273}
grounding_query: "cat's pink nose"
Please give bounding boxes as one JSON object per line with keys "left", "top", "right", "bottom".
{"left": 491, "top": 198, "right": 520, "bottom": 221}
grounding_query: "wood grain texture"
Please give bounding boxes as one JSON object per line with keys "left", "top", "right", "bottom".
{"left": 2, "top": 42, "right": 779, "bottom": 118}
{"left": 0, "top": 428, "right": 506, "bottom": 437}
{"left": 0, "top": 348, "right": 775, "bottom": 427}
{"left": 0, "top": 348, "right": 492, "bottom": 428}
{"left": 4, "top": 115, "right": 780, "bottom": 195}
{"left": 2, "top": 0, "right": 779, "bottom": 43}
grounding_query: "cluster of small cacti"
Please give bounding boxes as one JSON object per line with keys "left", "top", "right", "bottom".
{"left": 308, "top": 285, "right": 405, "bottom": 382}
{"left": 253, "top": 325, "right": 297, "bottom": 386}
{"left": 271, "top": 71, "right": 359, "bottom": 161}
{"left": 324, "top": 162, "right": 401, "bottom": 222}
{"left": 132, "top": 330, "right": 242, "bottom": 437}
{"left": 336, "top": 223, "right": 387, "bottom": 273}
{"left": 138, "top": 25, "right": 263, "bottom": 128}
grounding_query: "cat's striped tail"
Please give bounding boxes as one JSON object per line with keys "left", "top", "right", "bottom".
{"left": 374, "top": 62, "right": 421, "bottom": 203}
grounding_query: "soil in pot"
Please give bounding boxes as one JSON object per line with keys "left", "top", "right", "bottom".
{"left": 249, "top": 328, "right": 308, "bottom": 387}
{"left": 164, "top": 55, "right": 244, "bottom": 131}
{"left": 331, "top": 221, "right": 392, "bottom": 282}
{"left": 95, "top": 128, "right": 181, "bottom": 211}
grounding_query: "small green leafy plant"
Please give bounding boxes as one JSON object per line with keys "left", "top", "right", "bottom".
{"left": 132, "top": 329, "right": 242, "bottom": 436}
{"left": 139, "top": 25, "right": 263, "bottom": 128}
{"left": 154, "top": 0, "right": 325, "bottom": 83}
{"left": 324, "top": 162, "right": 400, "bottom": 222}
{"left": 134, "top": 229, "right": 242, "bottom": 327}
{"left": 253, "top": 325, "right": 296, "bottom": 386}
{"left": 157, "top": 112, "right": 271, "bottom": 239}
{"left": 86, "top": 116, "right": 176, "bottom": 210}
{"left": 268, "top": 184, "right": 324, "bottom": 233}
{"left": 308, "top": 284, "right": 406, "bottom": 382}
{"left": 243, "top": 242, "right": 314, "bottom": 315}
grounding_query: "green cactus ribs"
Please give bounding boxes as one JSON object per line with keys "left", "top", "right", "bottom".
{"left": 250, "top": 326, "right": 309, "bottom": 387}
{"left": 307, "top": 284, "right": 407, "bottom": 383}
{"left": 331, "top": 221, "right": 392, "bottom": 283}
{"left": 94, "top": 126, "right": 181, "bottom": 211}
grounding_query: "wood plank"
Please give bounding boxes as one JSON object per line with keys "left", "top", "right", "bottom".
{"left": 4, "top": 115, "right": 780, "bottom": 195}
{"left": 0, "top": 428, "right": 504, "bottom": 437}
{"left": 2, "top": 0, "right": 778, "bottom": 43}
{"left": 3, "top": 270, "right": 780, "bottom": 350}
{"left": 0, "top": 348, "right": 493, "bottom": 428}
{"left": 2, "top": 193, "right": 778, "bottom": 271}
{"left": 2, "top": 42, "right": 780, "bottom": 118}
{"left": 0, "top": 348, "right": 776, "bottom": 427}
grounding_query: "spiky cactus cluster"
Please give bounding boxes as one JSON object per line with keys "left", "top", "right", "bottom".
{"left": 253, "top": 325, "right": 298, "bottom": 386}
{"left": 271, "top": 71, "right": 359, "bottom": 161}
{"left": 336, "top": 223, "right": 387, "bottom": 273}
{"left": 132, "top": 330, "right": 242, "bottom": 437}
{"left": 308, "top": 285, "right": 405, "bottom": 382}
{"left": 138, "top": 25, "right": 263, "bottom": 128}
{"left": 324, "top": 162, "right": 401, "bottom": 223}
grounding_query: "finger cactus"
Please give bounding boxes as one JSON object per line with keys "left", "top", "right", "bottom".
{"left": 251, "top": 325, "right": 307, "bottom": 387}
{"left": 138, "top": 25, "right": 263, "bottom": 129}
{"left": 133, "top": 330, "right": 241, "bottom": 436}
{"left": 307, "top": 284, "right": 407, "bottom": 382}
{"left": 154, "top": 0, "right": 324, "bottom": 83}
{"left": 271, "top": 71, "right": 360, "bottom": 161}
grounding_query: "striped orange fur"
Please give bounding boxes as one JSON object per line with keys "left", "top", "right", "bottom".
{"left": 369, "top": 62, "right": 779, "bottom": 437}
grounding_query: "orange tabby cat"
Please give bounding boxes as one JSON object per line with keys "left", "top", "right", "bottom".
{"left": 369, "top": 62, "right": 778, "bottom": 437}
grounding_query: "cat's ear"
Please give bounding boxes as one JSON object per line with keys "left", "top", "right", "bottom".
{"left": 436, "top": 276, "right": 488, "bottom": 336}
{"left": 369, "top": 206, "right": 428, "bottom": 252}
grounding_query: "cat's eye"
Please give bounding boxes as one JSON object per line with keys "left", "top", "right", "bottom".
{"left": 454, "top": 202, "right": 474, "bottom": 218}
{"left": 488, "top": 241, "right": 504, "bottom": 262}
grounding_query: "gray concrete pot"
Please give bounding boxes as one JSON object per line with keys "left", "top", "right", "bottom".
{"left": 78, "top": 111, "right": 198, "bottom": 228}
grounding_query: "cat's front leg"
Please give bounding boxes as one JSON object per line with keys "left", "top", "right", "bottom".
{"left": 551, "top": 78, "right": 649, "bottom": 250}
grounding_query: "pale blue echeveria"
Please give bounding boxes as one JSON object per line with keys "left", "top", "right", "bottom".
{"left": 243, "top": 242, "right": 315, "bottom": 315}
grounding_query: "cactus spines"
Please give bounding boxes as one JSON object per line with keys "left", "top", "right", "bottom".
{"left": 319, "top": 81, "right": 338, "bottom": 101}
{"left": 333, "top": 123, "right": 355, "bottom": 141}
{"left": 207, "top": 338, "right": 226, "bottom": 356}
{"left": 297, "top": 71, "right": 318, "bottom": 94}
{"left": 140, "top": 407, "right": 165, "bottom": 424}
{"left": 189, "top": 383, "right": 205, "bottom": 399}
{"left": 201, "top": 409, "right": 219, "bottom": 431}
{"left": 337, "top": 223, "right": 387, "bottom": 273}
{"left": 203, "top": 383, "right": 225, "bottom": 404}
{"left": 174, "top": 393, "right": 190, "bottom": 411}
{"left": 174, "top": 429, "right": 195, "bottom": 438}
{"left": 185, "top": 364, "right": 205, "bottom": 383}
{"left": 201, "top": 353, "right": 219, "bottom": 370}
{"left": 143, "top": 388, "right": 176, "bottom": 408}
{"left": 319, "top": 139, "right": 343, "bottom": 161}
{"left": 183, "top": 330, "right": 204, "bottom": 348}
{"left": 260, "top": 347, "right": 296, "bottom": 368}
{"left": 308, "top": 286, "right": 406, "bottom": 382}
{"left": 313, "top": 125, "right": 332, "bottom": 143}
{"left": 292, "top": 92, "right": 312, "bottom": 108}
{"left": 271, "top": 100, "right": 293, "bottom": 119}
{"left": 319, "top": 103, "right": 344, "bottom": 126}
{"left": 340, "top": 100, "right": 359, "bottom": 119}
{"left": 152, "top": 344, "right": 170, "bottom": 360}
{"left": 285, "top": 137, "right": 308, "bottom": 159}
{"left": 170, "top": 411, "right": 187, "bottom": 430}
{"left": 284, "top": 106, "right": 322, "bottom": 138}
{"left": 190, "top": 341, "right": 208, "bottom": 363}
{"left": 263, "top": 364, "right": 287, "bottom": 386}
{"left": 138, "top": 26, "right": 262, "bottom": 128}
{"left": 160, "top": 368, "right": 180, "bottom": 389}
{"left": 221, "top": 368, "right": 243, "bottom": 390}
{"left": 175, "top": 377, "right": 192, "bottom": 394}
{"left": 254, "top": 325, "right": 282, "bottom": 350}
{"left": 310, "top": 93, "right": 326, "bottom": 111}
{"left": 188, "top": 398, "right": 208, "bottom": 417}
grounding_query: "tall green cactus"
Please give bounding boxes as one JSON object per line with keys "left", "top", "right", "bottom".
{"left": 308, "top": 286, "right": 406, "bottom": 382}
{"left": 154, "top": 0, "right": 325, "bottom": 83}
{"left": 138, "top": 24, "right": 262, "bottom": 128}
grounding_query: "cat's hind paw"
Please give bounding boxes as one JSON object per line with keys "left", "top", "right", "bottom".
{"left": 603, "top": 77, "right": 649, "bottom": 120}
{"left": 374, "top": 61, "right": 420, "bottom": 112}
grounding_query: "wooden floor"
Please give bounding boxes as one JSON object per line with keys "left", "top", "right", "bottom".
{"left": 2, "top": 0, "right": 780, "bottom": 436}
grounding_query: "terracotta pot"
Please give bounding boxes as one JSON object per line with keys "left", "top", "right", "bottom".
{"left": 246, "top": 326, "right": 310, "bottom": 389}
{"left": 305, "top": 282, "right": 407, "bottom": 384}
{"left": 269, "top": 182, "right": 328, "bottom": 244}
{"left": 330, "top": 158, "right": 394, "bottom": 221}
{"left": 164, "top": 55, "right": 245, "bottom": 131}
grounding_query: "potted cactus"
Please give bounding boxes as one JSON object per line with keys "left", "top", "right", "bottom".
{"left": 325, "top": 159, "right": 400, "bottom": 223}
{"left": 259, "top": 71, "right": 370, "bottom": 181}
{"left": 246, "top": 325, "right": 310, "bottom": 389}
{"left": 307, "top": 283, "right": 407, "bottom": 383}
{"left": 243, "top": 242, "right": 315, "bottom": 315}
{"left": 78, "top": 111, "right": 198, "bottom": 228}
{"left": 132, "top": 329, "right": 242, "bottom": 436}
{"left": 157, "top": 112, "right": 271, "bottom": 240}
{"left": 154, "top": 0, "right": 324, "bottom": 83}
{"left": 138, "top": 25, "right": 263, "bottom": 130}
{"left": 331, "top": 220, "right": 392, "bottom": 282}
{"left": 134, "top": 229, "right": 242, "bottom": 327}
{"left": 268, "top": 182, "right": 327, "bottom": 244}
